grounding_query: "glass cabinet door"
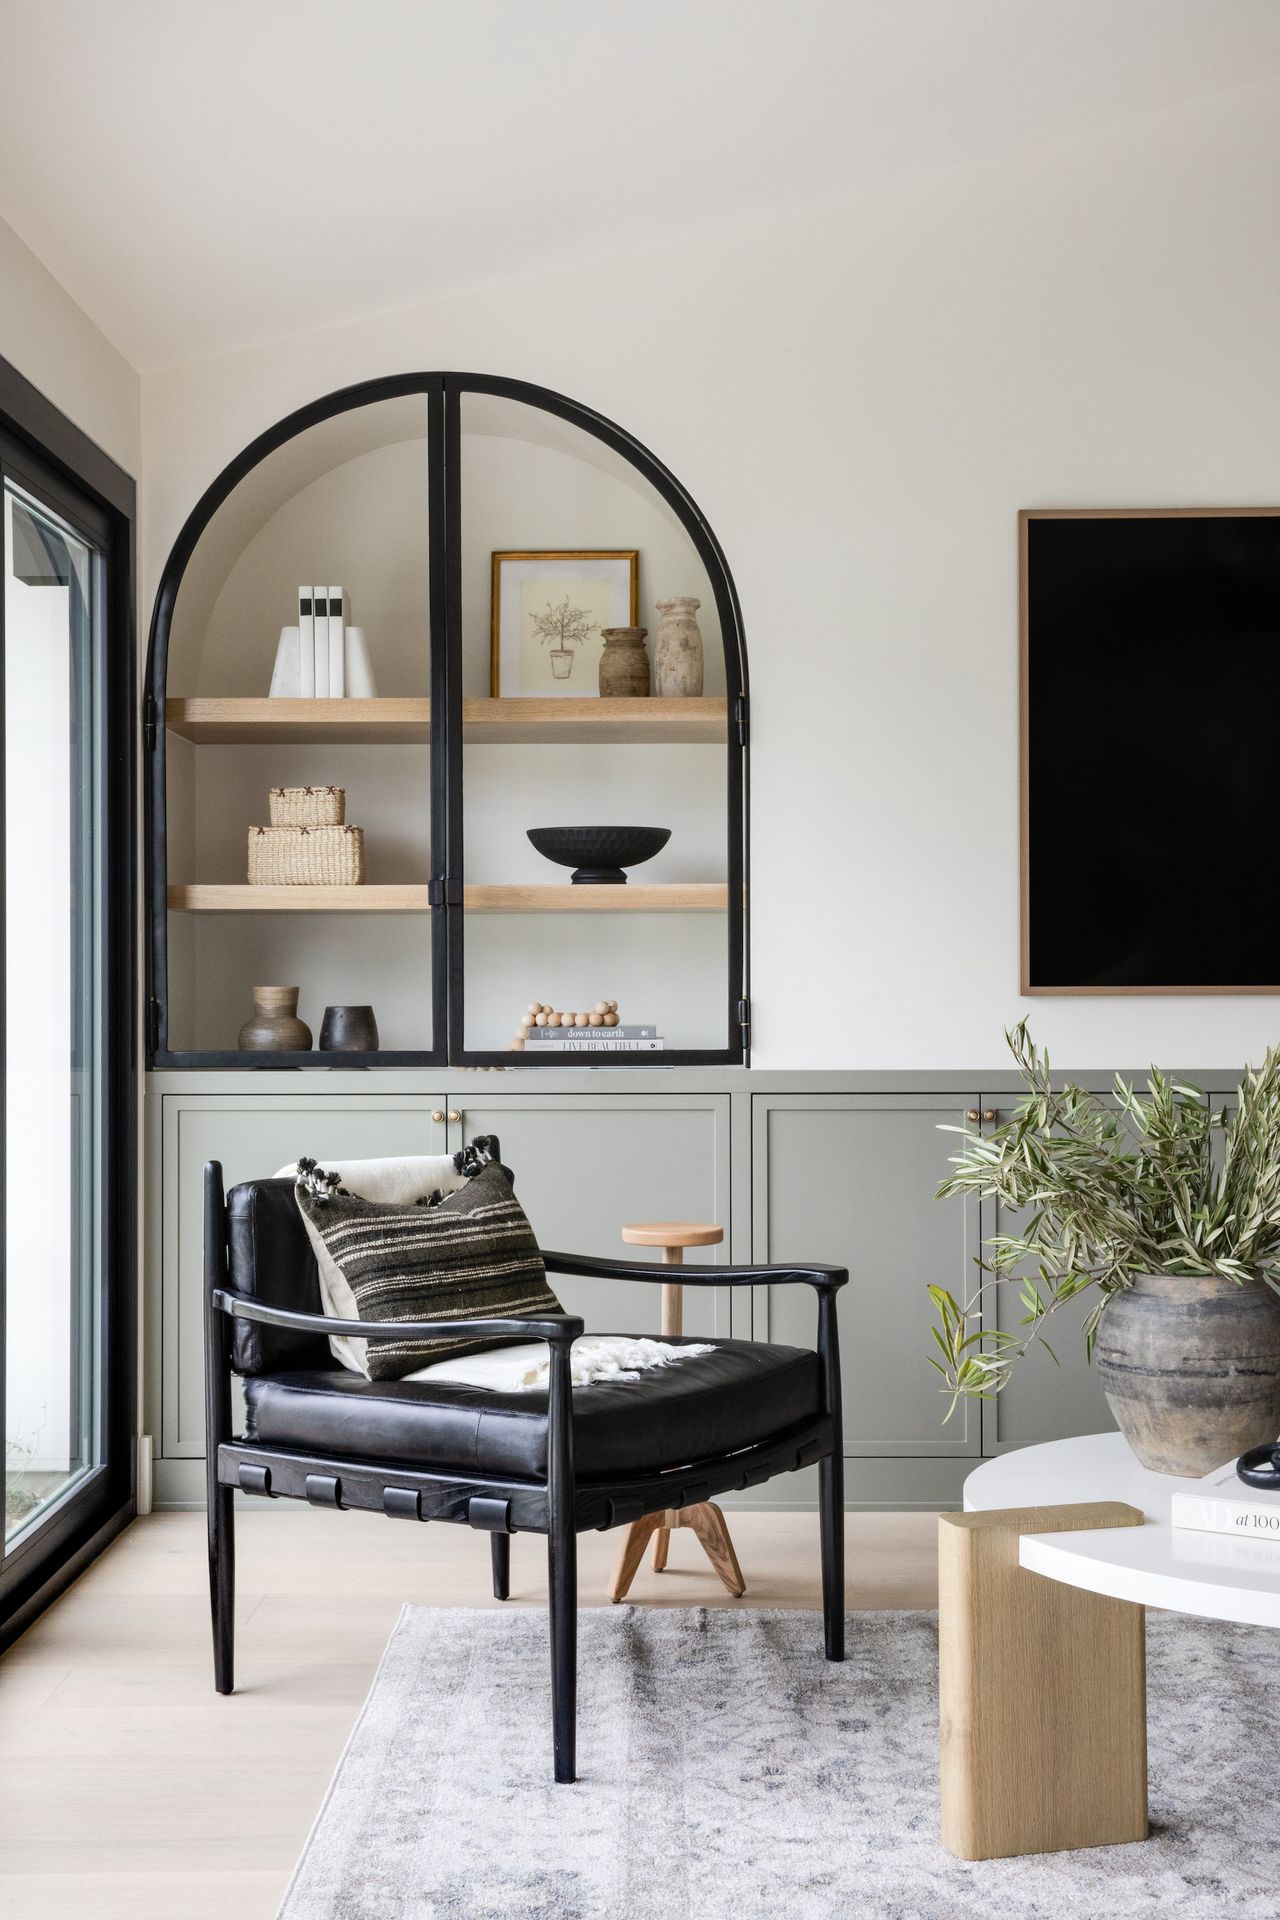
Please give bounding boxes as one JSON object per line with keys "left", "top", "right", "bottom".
{"left": 448, "top": 381, "right": 743, "bottom": 1065}
{"left": 157, "top": 388, "right": 444, "bottom": 1062}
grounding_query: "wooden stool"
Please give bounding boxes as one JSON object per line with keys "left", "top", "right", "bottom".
{"left": 607, "top": 1222, "right": 746, "bottom": 1604}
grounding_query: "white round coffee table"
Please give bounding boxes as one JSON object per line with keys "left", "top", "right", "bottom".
{"left": 965, "top": 1430, "right": 1280, "bottom": 1627}
{"left": 941, "top": 1432, "right": 1280, "bottom": 1864}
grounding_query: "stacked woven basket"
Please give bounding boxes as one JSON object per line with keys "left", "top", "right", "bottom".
{"left": 248, "top": 786, "right": 365, "bottom": 886}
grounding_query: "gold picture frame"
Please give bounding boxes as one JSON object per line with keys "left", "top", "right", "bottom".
{"left": 490, "top": 550, "right": 639, "bottom": 697}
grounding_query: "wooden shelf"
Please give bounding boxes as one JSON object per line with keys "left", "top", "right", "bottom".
{"left": 464, "top": 884, "right": 727, "bottom": 913}
{"left": 168, "top": 883, "right": 727, "bottom": 914}
{"left": 463, "top": 697, "right": 726, "bottom": 744}
{"left": 164, "top": 696, "right": 727, "bottom": 746}
{"left": 168, "top": 884, "right": 431, "bottom": 912}
{"left": 165, "top": 698, "right": 430, "bottom": 744}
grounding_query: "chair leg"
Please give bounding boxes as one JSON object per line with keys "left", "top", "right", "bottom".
{"left": 819, "top": 1450, "right": 845, "bottom": 1662}
{"left": 209, "top": 1482, "right": 235, "bottom": 1694}
{"left": 548, "top": 1516, "right": 578, "bottom": 1783}
{"left": 491, "top": 1532, "right": 511, "bottom": 1601}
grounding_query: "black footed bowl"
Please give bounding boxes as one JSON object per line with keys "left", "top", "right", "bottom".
{"left": 527, "top": 825, "right": 671, "bottom": 885}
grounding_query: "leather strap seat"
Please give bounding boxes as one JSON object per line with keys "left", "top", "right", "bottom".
{"left": 243, "top": 1336, "right": 822, "bottom": 1480}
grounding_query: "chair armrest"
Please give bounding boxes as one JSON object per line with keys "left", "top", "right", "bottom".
{"left": 540, "top": 1251, "right": 848, "bottom": 1293}
{"left": 211, "top": 1289, "right": 585, "bottom": 1348}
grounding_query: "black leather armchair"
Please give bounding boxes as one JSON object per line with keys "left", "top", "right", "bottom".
{"left": 203, "top": 1159, "right": 848, "bottom": 1783}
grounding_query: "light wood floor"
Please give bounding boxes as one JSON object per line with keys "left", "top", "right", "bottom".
{"left": 0, "top": 1507, "right": 939, "bottom": 1920}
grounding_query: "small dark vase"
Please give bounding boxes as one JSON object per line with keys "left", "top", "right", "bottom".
{"left": 319, "top": 1004, "right": 380, "bottom": 1052}
{"left": 238, "top": 986, "right": 311, "bottom": 1052}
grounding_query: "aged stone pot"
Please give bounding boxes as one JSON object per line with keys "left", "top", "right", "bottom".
{"left": 1094, "top": 1271, "right": 1280, "bottom": 1476}
{"left": 653, "top": 597, "right": 704, "bottom": 697}
{"left": 598, "top": 627, "right": 650, "bottom": 697}
{"left": 238, "top": 985, "right": 311, "bottom": 1052}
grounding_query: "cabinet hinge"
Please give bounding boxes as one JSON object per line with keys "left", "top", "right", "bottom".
{"left": 142, "top": 693, "right": 158, "bottom": 752}
{"left": 147, "top": 995, "right": 161, "bottom": 1055}
{"left": 430, "top": 875, "right": 464, "bottom": 907}
{"left": 733, "top": 695, "right": 749, "bottom": 749}
{"left": 428, "top": 876, "right": 446, "bottom": 907}
{"left": 737, "top": 997, "right": 750, "bottom": 1038}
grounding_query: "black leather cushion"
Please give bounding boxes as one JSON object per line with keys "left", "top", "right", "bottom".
{"left": 242, "top": 1337, "right": 822, "bottom": 1480}
{"left": 226, "top": 1178, "right": 331, "bottom": 1375}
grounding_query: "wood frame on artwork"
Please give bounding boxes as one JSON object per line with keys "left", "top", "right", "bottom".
{"left": 1020, "top": 506, "right": 1280, "bottom": 997}
{"left": 489, "top": 548, "right": 639, "bottom": 696}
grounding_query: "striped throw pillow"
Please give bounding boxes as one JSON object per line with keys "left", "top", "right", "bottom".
{"left": 295, "top": 1158, "right": 564, "bottom": 1382}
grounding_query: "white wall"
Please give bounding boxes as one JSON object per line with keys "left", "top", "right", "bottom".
{"left": 142, "top": 76, "right": 1280, "bottom": 1070}
{"left": 0, "top": 212, "right": 139, "bottom": 477}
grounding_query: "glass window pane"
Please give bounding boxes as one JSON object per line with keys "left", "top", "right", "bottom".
{"left": 458, "top": 389, "right": 731, "bottom": 1057}
{"left": 4, "top": 482, "right": 99, "bottom": 1544}
{"left": 164, "top": 394, "right": 435, "bottom": 1056}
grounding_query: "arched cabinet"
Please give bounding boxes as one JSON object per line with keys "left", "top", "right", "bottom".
{"left": 145, "top": 374, "right": 748, "bottom": 1067}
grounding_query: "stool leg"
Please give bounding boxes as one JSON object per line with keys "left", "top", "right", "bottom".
{"left": 652, "top": 1523, "right": 671, "bottom": 1571}
{"left": 609, "top": 1511, "right": 663, "bottom": 1602}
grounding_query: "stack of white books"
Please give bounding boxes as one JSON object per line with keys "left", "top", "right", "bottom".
{"left": 269, "top": 586, "right": 377, "bottom": 698}
{"left": 526, "top": 1024, "right": 664, "bottom": 1053}
{"left": 1170, "top": 1459, "right": 1280, "bottom": 1540}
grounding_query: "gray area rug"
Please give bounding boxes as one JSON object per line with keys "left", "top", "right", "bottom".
{"left": 278, "top": 1606, "right": 1276, "bottom": 1919}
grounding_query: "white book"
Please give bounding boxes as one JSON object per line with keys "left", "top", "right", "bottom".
{"left": 529, "top": 1025, "right": 660, "bottom": 1043}
{"left": 313, "top": 585, "right": 329, "bottom": 697}
{"left": 327, "top": 585, "right": 345, "bottom": 698}
{"left": 344, "top": 625, "right": 377, "bottom": 697}
{"left": 298, "top": 588, "right": 316, "bottom": 698}
{"left": 269, "top": 625, "right": 301, "bottom": 697}
{"left": 1171, "top": 1459, "right": 1280, "bottom": 1539}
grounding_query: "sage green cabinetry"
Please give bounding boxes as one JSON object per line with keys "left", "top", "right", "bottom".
{"left": 147, "top": 1078, "right": 732, "bottom": 1505}
{"left": 751, "top": 1094, "right": 980, "bottom": 1507}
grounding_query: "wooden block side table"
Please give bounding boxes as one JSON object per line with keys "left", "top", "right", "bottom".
{"left": 607, "top": 1221, "right": 746, "bottom": 1605}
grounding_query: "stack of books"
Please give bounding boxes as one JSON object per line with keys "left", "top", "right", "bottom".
{"left": 1171, "top": 1460, "right": 1280, "bottom": 1540}
{"left": 526, "top": 1024, "right": 664, "bottom": 1054}
{"left": 269, "top": 587, "right": 377, "bottom": 697}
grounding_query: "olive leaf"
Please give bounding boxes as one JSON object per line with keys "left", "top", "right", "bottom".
{"left": 928, "top": 1021, "right": 1280, "bottom": 1419}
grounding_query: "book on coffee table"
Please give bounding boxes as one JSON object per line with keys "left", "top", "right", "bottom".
{"left": 1170, "top": 1459, "right": 1280, "bottom": 1540}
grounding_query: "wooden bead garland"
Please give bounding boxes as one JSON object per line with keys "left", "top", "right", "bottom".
{"left": 511, "top": 1000, "right": 619, "bottom": 1049}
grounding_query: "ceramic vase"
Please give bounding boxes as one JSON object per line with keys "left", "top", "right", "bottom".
{"left": 654, "top": 597, "right": 704, "bottom": 697}
{"left": 1094, "top": 1270, "right": 1280, "bottom": 1475}
{"left": 318, "top": 1004, "right": 380, "bottom": 1051}
{"left": 238, "top": 985, "right": 312, "bottom": 1052}
{"left": 598, "top": 627, "right": 651, "bottom": 697}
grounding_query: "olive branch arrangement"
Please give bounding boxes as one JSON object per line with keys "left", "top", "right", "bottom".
{"left": 929, "top": 1022, "right": 1280, "bottom": 1418}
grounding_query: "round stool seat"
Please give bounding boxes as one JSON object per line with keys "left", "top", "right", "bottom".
{"left": 622, "top": 1221, "right": 724, "bottom": 1249}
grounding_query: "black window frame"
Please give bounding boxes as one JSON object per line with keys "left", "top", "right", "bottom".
{"left": 144, "top": 371, "right": 749, "bottom": 1069}
{"left": 0, "top": 353, "right": 137, "bottom": 1648}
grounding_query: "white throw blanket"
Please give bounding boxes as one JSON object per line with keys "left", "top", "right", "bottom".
{"left": 408, "top": 1335, "right": 716, "bottom": 1392}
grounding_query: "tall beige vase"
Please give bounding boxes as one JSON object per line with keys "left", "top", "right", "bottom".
{"left": 654, "top": 597, "right": 704, "bottom": 697}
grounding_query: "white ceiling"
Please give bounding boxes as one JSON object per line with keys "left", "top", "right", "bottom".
{"left": 2, "top": 0, "right": 1279, "bottom": 370}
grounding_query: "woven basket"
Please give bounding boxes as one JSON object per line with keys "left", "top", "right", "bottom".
{"left": 268, "top": 785, "right": 345, "bottom": 827}
{"left": 248, "top": 824, "right": 365, "bottom": 886}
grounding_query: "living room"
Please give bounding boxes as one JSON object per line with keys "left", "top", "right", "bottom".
{"left": 4, "top": 3, "right": 1280, "bottom": 1916}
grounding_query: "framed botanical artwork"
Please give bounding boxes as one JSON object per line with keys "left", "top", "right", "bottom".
{"left": 490, "top": 549, "right": 639, "bottom": 696}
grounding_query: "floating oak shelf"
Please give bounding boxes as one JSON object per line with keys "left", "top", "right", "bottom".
{"left": 164, "top": 696, "right": 727, "bottom": 746}
{"left": 168, "top": 883, "right": 727, "bottom": 913}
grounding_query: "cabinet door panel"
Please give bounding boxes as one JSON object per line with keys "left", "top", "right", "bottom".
{"left": 162, "top": 1096, "right": 447, "bottom": 1456}
{"left": 752, "top": 1096, "right": 981, "bottom": 1459}
{"left": 452, "top": 1096, "right": 732, "bottom": 1338}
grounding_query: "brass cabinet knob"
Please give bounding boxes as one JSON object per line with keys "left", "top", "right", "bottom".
{"left": 966, "top": 1109, "right": 980, "bottom": 1122}
{"left": 447, "top": 1110, "right": 462, "bottom": 1124}
{"left": 432, "top": 1109, "right": 446, "bottom": 1123}
{"left": 983, "top": 1109, "right": 998, "bottom": 1123}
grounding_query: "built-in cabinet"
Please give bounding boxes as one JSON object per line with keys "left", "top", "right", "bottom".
{"left": 145, "top": 1068, "right": 1175, "bottom": 1513}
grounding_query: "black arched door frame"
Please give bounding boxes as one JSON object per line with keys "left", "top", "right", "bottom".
{"left": 144, "top": 371, "right": 748, "bottom": 1067}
